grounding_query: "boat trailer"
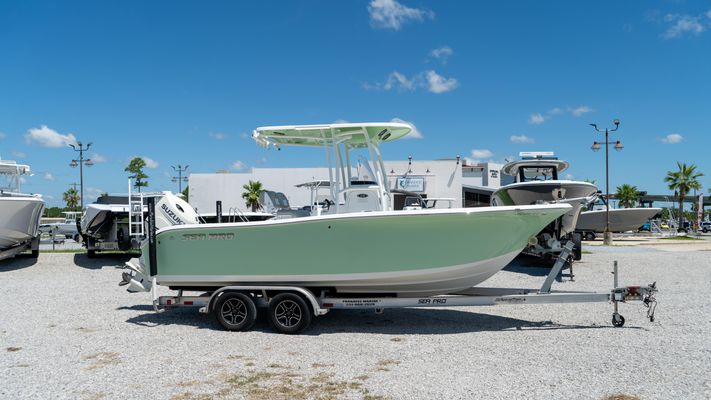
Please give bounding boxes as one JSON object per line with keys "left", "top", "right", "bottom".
{"left": 126, "top": 198, "right": 657, "bottom": 334}
{"left": 146, "top": 243, "right": 657, "bottom": 333}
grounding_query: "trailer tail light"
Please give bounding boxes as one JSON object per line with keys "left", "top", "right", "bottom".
{"left": 323, "top": 303, "right": 333, "bottom": 308}
{"left": 166, "top": 299, "right": 172, "bottom": 305}
{"left": 184, "top": 301, "right": 193, "bottom": 305}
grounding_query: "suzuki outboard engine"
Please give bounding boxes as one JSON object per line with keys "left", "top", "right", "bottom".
{"left": 154, "top": 191, "right": 199, "bottom": 229}
{"left": 121, "top": 191, "right": 198, "bottom": 293}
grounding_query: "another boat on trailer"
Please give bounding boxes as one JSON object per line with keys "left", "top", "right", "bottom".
{"left": 0, "top": 160, "right": 45, "bottom": 261}
{"left": 492, "top": 152, "right": 598, "bottom": 262}
{"left": 119, "top": 123, "right": 657, "bottom": 333}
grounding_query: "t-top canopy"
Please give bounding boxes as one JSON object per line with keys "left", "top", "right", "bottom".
{"left": 252, "top": 122, "right": 412, "bottom": 149}
{"left": 501, "top": 159, "right": 570, "bottom": 176}
{"left": 0, "top": 160, "right": 31, "bottom": 175}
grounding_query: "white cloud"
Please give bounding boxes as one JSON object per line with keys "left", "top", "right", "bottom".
{"left": 0, "top": 132, "right": 5, "bottom": 140}
{"left": 256, "top": 157, "right": 268, "bottom": 163}
{"left": 471, "top": 149, "right": 494, "bottom": 160}
{"left": 390, "top": 117, "right": 423, "bottom": 139}
{"left": 548, "top": 107, "right": 563, "bottom": 115}
{"left": 662, "top": 13, "right": 706, "bottom": 39}
{"left": 25, "top": 125, "right": 77, "bottom": 148}
{"left": 510, "top": 135, "right": 534, "bottom": 144}
{"left": 11, "top": 150, "right": 26, "bottom": 158}
{"left": 565, "top": 173, "right": 575, "bottom": 180}
{"left": 209, "top": 132, "right": 228, "bottom": 140}
{"left": 384, "top": 71, "right": 415, "bottom": 91}
{"left": 139, "top": 156, "right": 159, "bottom": 168}
{"left": 231, "top": 161, "right": 246, "bottom": 170}
{"left": 91, "top": 153, "right": 108, "bottom": 163}
{"left": 661, "top": 133, "right": 683, "bottom": 144}
{"left": 43, "top": 172, "right": 55, "bottom": 181}
{"left": 240, "top": 132, "right": 250, "bottom": 139}
{"left": 528, "top": 113, "right": 545, "bottom": 125}
{"left": 366, "top": 70, "right": 459, "bottom": 94}
{"left": 429, "top": 46, "right": 453, "bottom": 63}
{"left": 570, "top": 105, "right": 594, "bottom": 117}
{"left": 368, "top": 0, "right": 434, "bottom": 30}
{"left": 425, "top": 70, "right": 458, "bottom": 93}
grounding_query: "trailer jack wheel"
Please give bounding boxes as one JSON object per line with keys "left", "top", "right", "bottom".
{"left": 612, "top": 312, "right": 625, "bottom": 328}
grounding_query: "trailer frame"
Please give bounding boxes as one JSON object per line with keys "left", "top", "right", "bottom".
{"left": 130, "top": 195, "right": 657, "bottom": 334}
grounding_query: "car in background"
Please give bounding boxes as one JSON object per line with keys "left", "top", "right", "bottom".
{"left": 701, "top": 221, "right": 711, "bottom": 233}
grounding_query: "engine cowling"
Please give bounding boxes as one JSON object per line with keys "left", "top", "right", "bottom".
{"left": 154, "top": 191, "right": 199, "bottom": 229}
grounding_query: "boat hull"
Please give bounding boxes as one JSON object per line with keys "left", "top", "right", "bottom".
{"left": 0, "top": 196, "right": 45, "bottom": 250}
{"left": 576, "top": 208, "right": 662, "bottom": 233}
{"left": 491, "top": 181, "right": 597, "bottom": 236}
{"left": 140, "top": 204, "right": 571, "bottom": 297}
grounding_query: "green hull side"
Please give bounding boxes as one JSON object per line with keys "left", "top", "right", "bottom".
{"left": 144, "top": 207, "right": 566, "bottom": 277}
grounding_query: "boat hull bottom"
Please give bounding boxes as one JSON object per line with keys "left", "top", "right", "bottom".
{"left": 157, "top": 249, "right": 521, "bottom": 298}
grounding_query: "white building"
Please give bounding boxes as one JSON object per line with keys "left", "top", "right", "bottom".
{"left": 189, "top": 160, "right": 506, "bottom": 214}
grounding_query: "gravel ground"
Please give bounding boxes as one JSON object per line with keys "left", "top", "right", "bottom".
{"left": 1, "top": 244, "right": 710, "bottom": 400}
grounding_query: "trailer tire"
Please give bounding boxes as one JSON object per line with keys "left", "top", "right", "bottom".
{"left": 87, "top": 249, "right": 96, "bottom": 258}
{"left": 31, "top": 249, "right": 39, "bottom": 258}
{"left": 268, "top": 293, "right": 311, "bottom": 334}
{"left": 215, "top": 292, "right": 257, "bottom": 332}
{"left": 584, "top": 232, "right": 596, "bottom": 241}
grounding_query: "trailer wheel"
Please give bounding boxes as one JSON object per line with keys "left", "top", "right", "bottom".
{"left": 215, "top": 292, "right": 257, "bottom": 332}
{"left": 612, "top": 313, "right": 625, "bottom": 328}
{"left": 268, "top": 293, "right": 311, "bottom": 334}
{"left": 30, "top": 249, "right": 40, "bottom": 258}
{"left": 572, "top": 233, "right": 582, "bottom": 261}
{"left": 87, "top": 249, "right": 96, "bottom": 258}
{"left": 584, "top": 232, "right": 596, "bottom": 241}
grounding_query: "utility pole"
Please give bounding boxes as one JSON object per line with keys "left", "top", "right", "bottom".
{"left": 171, "top": 164, "right": 189, "bottom": 193}
{"left": 69, "top": 142, "right": 93, "bottom": 210}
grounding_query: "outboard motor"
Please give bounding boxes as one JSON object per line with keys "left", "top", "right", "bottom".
{"left": 121, "top": 191, "right": 198, "bottom": 293}
{"left": 154, "top": 191, "right": 199, "bottom": 229}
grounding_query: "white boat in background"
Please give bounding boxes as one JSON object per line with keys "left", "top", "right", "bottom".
{"left": 492, "top": 152, "right": 597, "bottom": 261}
{"left": 39, "top": 211, "right": 81, "bottom": 241}
{"left": 576, "top": 198, "right": 661, "bottom": 237}
{"left": 0, "top": 160, "right": 45, "bottom": 260}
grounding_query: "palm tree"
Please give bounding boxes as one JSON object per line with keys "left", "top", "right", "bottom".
{"left": 665, "top": 162, "right": 704, "bottom": 230}
{"left": 125, "top": 157, "right": 149, "bottom": 192}
{"left": 63, "top": 188, "right": 80, "bottom": 211}
{"left": 615, "top": 184, "right": 639, "bottom": 208}
{"left": 241, "top": 180, "right": 264, "bottom": 212}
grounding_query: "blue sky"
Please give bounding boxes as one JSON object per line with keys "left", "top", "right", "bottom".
{"left": 1, "top": 0, "right": 710, "bottom": 207}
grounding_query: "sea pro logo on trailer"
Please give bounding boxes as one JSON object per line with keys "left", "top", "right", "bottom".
{"left": 161, "top": 203, "right": 184, "bottom": 225}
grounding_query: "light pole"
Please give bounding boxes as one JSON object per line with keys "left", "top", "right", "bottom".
{"left": 590, "top": 119, "right": 623, "bottom": 245}
{"left": 171, "top": 164, "right": 189, "bottom": 193}
{"left": 69, "top": 142, "right": 93, "bottom": 210}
